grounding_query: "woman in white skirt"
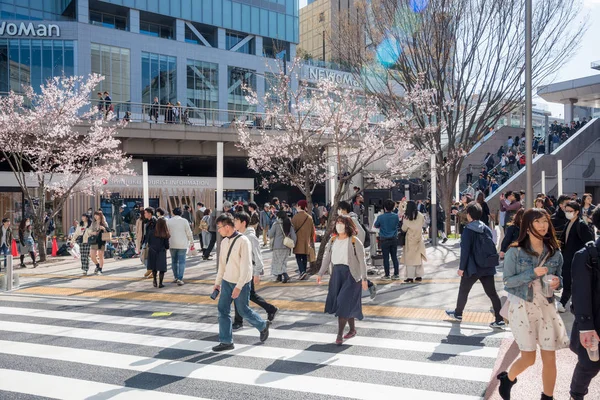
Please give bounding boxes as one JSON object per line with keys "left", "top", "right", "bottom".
{"left": 400, "top": 201, "right": 427, "bottom": 283}
{"left": 497, "top": 208, "right": 569, "bottom": 400}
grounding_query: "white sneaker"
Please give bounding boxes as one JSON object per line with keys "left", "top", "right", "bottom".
{"left": 557, "top": 302, "right": 566, "bottom": 313}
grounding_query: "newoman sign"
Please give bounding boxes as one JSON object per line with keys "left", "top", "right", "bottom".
{"left": 0, "top": 22, "right": 60, "bottom": 37}
{"left": 304, "top": 66, "right": 360, "bottom": 88}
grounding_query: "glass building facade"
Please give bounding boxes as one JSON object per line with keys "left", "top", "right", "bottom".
{"left": 228, "top": 66, "right": 256, "bottom": 117}
{"left": 186, "top": 59, "right": 218, "bottom": 110}
{"left": 99, "top": 0, "right": 299, "bottom": 43}
{"left": 0, "top": 0, "right": 76, "bottom": 21}
{"left": 141, "top": 52, "right": 177, "bottom": 105}
{"left": 0, "top": 39, "right": 74, "bottom": 93}
{"left": 90, "top": 43, "right": 131, "bottom": 103}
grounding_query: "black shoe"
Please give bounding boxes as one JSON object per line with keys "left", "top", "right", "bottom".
{"left": 268, "top": 307, "right": 279, "bottom": 322}
{"left": 415, "top": 277, "right": 422, "bottom": 282}
{"left": 497, "top": 371, "right": 517, "bottom": 400}
{"left": 232, "top": 322, "right": 243, "bottom": 330}
{"left": 299, "top": 272, "right": 307, "bottom": 280}
{"left": 404, "top": 278, "right": 414, "bottom": 283}
{"left": 276, "top": 275, "right": 282, "bottom": 282}
{"left": 158, "top": 283, "right": 165, "bottom": 288}
{"left": 260, "top": 320, "right": 271, "bottom": 342}
{"left": 442, "top": 237, "right": 448, "bottom": 244}
{"left": 540, "top": 393, "right": 553, "bottom": 400}
{"left": 282, "top": 274, "right": 290, "bottom": 283}
{"left": 153, "top": 277, "right": 157, "bottom": 288}
{"left": 212, "top": 343, "right": 234, "bottom": 352}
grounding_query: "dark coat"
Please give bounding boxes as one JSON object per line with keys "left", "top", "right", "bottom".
{"left": 144, "top": 219, "right": 170, "bottom": 272}
{"left": 570, "top": 239, "right": 600, "bottom": 364}
{"left": 480, "top": 201, "right": 490, "bottom": 226}
{"left": 501, "top": 225, "right": 520, "bottom": 253}
{"left": 459, "top": 221, "right": 497, "bottom": 278}
{"left": 561, "top": 218, "right": 595, "bottom": 273}
{"left": 552, "top": 208, "right": 569, "bottom": 240}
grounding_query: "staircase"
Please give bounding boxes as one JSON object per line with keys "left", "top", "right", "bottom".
{"left": 486, "top": 118, "right": 600, "bottom": 214}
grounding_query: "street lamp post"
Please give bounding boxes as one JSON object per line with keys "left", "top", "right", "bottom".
{"left": 525, "top": 0, "right": 533, "bottom": 209}
{"left": 431, "top": 154, "right": 438, "bottom": 247}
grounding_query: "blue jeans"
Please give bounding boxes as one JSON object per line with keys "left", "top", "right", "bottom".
{"left": 170, "top": 248, "right": 187, "bottom": 280}
{"left": 218, "top": 280, "right": 267, "bottom": 344}
{"left": 296, "top": 254, "right": 308, "bottom": 274}
{"left": 380, "top": 237, "right": 399, "bottom": 277}
{"left": 1, "top": 243, "right": 8, "bottom": 268}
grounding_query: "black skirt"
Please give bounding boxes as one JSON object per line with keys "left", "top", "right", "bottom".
{"left": 324, "top": 264, "right": 364, "bottom": 320}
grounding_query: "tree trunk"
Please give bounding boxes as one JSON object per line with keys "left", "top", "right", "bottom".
{"left": 33, "top": 220, "right": 47, "bottom": 263}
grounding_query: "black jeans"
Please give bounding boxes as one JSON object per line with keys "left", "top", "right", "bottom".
{"left": 296, "top": 254, "right": 308, "bottom": 274}
{"left": 203, "top": 232, "right": 216, "bottom": 258}
{"left": 560, "top": 262, "right": 572, "bottom": 306}
{"left": 570, "top": 359, "right": 600, "bottom": 399}
{"left": 466, "top": 173, "right": 473, "bottom": 184}
{"left": 234, "top": 279, "right": 277, "bottom": 325}
{"left": 380, "top": 237, "right": 399, "bottom": 277}
{"left": 455, "top": 275, "right": 502, "bottom": 322}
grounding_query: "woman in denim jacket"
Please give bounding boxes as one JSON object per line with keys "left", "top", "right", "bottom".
{"left": 497, "top": 208, "right": 569, "bottom": 400}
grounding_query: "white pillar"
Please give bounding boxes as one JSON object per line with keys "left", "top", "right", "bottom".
{"left": 176, "top": 20, "right": 185, "bottom": 42}
{"left": 129, "top": 9, "right": 140, "bottom": 34}
{"left": 455, "top": 177, "right": 460, "bottom": 201}
{"left": 328, "top": 146, "right": 336, "bottom": 206}
{"left": 541, "top": 170, "right": 546, "bottom": 194}
{"left": 557, "top": 160, "right": 563, "bottom": 196}
{"left": 217, "top": 142, "right": 224, "bottom": 211}
{"left": 431, "top": 154, "right": 438, "bottom": 246}
{"left": 142, "top": 162, "right": 149, "bottom": 208}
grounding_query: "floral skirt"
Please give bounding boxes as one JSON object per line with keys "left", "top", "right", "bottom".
{"left": 508, "top": 281, "right": 570, "bottom": 352}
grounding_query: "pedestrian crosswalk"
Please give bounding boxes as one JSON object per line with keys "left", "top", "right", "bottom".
{"left": 0, "top": 297, "right": 506, "bottom": 400}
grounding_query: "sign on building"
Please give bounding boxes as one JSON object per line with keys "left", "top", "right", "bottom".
{"left": 0, "top": 22, "right": 60, "bottom": 37}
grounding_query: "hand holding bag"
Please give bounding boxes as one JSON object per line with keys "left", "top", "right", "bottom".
{"left": 280, "top": 223, "right": 295, "bottom": 249}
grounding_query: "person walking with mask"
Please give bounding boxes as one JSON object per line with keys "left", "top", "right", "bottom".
{"left": 317, "top": 215, "right": 368, "bottom": 345}
{"left": 400, "top": 200, "right": 427, "bottom": 283}
{"left": 497, "top": 208, "right": 568, "bottom": 400}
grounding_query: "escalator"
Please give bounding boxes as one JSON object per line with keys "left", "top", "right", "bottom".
{"left": 485, "top": 118, "right": 600, "bottom": 213}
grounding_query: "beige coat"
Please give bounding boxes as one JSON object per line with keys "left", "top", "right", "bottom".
{"left": 135, "top": 217, "right": 144, "bottom": 252}
{"left": 292, "top": 211, "right": 314, "bottom": 255}
{"left": 401, "top": 212, "right": 427, "bottom": 266}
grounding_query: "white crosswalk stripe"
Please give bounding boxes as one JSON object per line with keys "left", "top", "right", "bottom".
{"left": 0, "top": 299, "right": 502, "bottom": 400}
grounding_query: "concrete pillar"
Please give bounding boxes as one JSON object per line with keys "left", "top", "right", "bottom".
{"left": 255, "top": 66, "right": 265, "bottom": 114}
{"left": 255, "top": 35, "right": 263, "bottom": 57}
{"left": 142, "top": 162, "right": 149, "bottom": 208}
{"left": 218, "top": 63, "right": 228, "bottom": 124}
{"left": 77, "top": 0, "right": 89, "bottom": 24}
{"left": 130, "top": 45, "right": 142, "bottom": 104}
{"left": 564, "top": 98, "right": 577, "bottom": 123}
{"left": 129, "top": 9, "right": 140, "bottom": 34}
{"left": 557, "top": 160, "right": 563, "bottom": 195}
{"left": 218, "top": 28, "right": 227, "bottom": 50}
{"left": 217, "top": 143, "right": 224, "bottom": 211}
{"left": 176, "top": 20, "right": 185, "bottom": 42}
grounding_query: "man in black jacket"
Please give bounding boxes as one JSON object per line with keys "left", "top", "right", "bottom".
{"left": 551, "top": 195, "right": 571, "bottom": 240}
{"left": 569, "top": 207, "right": 600, "bottom": 399}
{"left": 559, "top": 201, "right": 595, "bottom": 313}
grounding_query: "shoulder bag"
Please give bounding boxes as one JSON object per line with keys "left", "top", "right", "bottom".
{"left": 280, "top": 223, "right": 295, "bottom": 249}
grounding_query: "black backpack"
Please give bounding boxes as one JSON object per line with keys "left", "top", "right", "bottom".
{"left": 473, "top": 230, "right": 499, "bottom": 269}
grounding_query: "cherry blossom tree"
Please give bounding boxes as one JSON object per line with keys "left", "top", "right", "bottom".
{"left": 0, "top": 74, "right": 133, "bottom": 262}
{"left": 237, "top": 61, "right": 435, "bottom": 270}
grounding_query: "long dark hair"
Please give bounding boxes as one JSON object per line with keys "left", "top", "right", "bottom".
{"left": 154, "top": 217, "right": 170, "bottom": 239}
{"left": 80, "top": 214, "right": 92, "bottom": 228}
{"left": 277, "top": 210, "right": 291, "bottom": 235}
{"left": 511, "top": 208, "right": 559, "bottom": 257}
{"left": 476, "top": 192, "right": 486, "bottom": 205}
{"left": 19, "top": 218, "right": 30, "bottom": 232}
{"left": 405, "top": 201, "right": 418, "bottom": 221}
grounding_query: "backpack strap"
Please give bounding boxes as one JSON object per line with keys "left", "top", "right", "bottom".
{"left": 225, "top": 235, "right": 242, "bottom": 266}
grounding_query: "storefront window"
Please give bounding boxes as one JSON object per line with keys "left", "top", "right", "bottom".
{"left": 0, "top": 190, "right": 23, "bottom": 232}
{"left": 0, "top": 39, "right": 76, "bottom": 94}
{"left": 142, "top": 52, "right": 177, "bottom": 106}
{"left": 91, "top": 43, "right": 131, "bottom": 104}
{"left": 186, "top": 59, "right": 218, "bottom": 123}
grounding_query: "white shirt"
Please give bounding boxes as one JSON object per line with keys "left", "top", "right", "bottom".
{"left": 215, "top": 233, "right": 253, "bottom": 289}
{"left": 1, "top": 226, "right": 7, "bottom": 246}
{"left": 167, "top": 216, "right": 194, "bottom": 249}
{"left": 331, "top": 238, "right": 349, "bottom": 265}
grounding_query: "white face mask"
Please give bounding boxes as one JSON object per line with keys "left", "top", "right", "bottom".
{"left": 337, "top": 209, "right": 342, "bottom": 216}
{"left": 565, "top": 212, "right": 575, "bottom": 220}
{"left": 335, "top": 223, "right": 346, "bottom": 235}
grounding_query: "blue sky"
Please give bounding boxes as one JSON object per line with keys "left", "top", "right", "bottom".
{"left": 298, "top": 0, "right": 600, "bottom": 118}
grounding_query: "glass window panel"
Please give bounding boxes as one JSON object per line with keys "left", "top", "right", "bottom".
{"left": 286, "top": 0, "right": 294, "bottom": 15}
{"left": 269, "top": 11, "right": 277, "bottom": 38}
{"left": 51, "top": 41, "right": 62, "bottom": 78}
{"left": 278, "top": 13, "right": 285, "bottom": 39}
{"left": 170, "top": 0, "right": 181, "bottom": 18}
{"left": 41, "top": 40, "right": 51, "bottom": 86}
{"left": 192, "top": 0, "right": 201, "bottom": 21}
{"left": 90, "top": 11, "right": 102, "bottom": 24}
{"left": 63, "top": 41, "right": 74, "bottom": 78}
{"left": 232, "top": 1, "right": 241, "bottom": 31}
{"left": 30, "top": 0, "right": 44, "bottom": 10}
{"left": 241, "top": 5, "right": 251, "bottom": 33}
{"left": 202, "top": 0, "right": 211, "bottom": 24}
{"left": 123, "top": 0, "right": 135, "bottom": 7}
{"left": 147, "top": 0, "right": 159, "bottom": 13}
{"left": 181, "top": 0, "right": 191, "bottom": 19}
{"left": 20, "top": 40, "right": 31, "bottom": 88}
{"left": 222, "top": 0, "right": 231, "bottom": 29}
{"left": 250, "top": 7, "right": 260, "bottom": 35}
{"left": 135, "top": 0, "right": 147, "bottom": 9}
{"left": 30, "top": 40, "right": 41, "bottom": 91}
{"left": 260, "top": 8, "right": 268, "bottom": 37}
{"left": 158, "top": 0, "right": 169, "bottom": 15}
{"left": 286, "top": 15, "right": 294, "bottom": 43}
{"left": 212, "top": 0, "right": 221, "bottom": 26}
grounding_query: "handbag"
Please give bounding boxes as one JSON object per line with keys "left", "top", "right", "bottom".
{"left": 88, "top": 234, "right": 98, "bottom": 244}
{"left": 280, "top": 223, "right": 295, "bottom": 249}
{"left": 308, "top": 245, "right": 317, "bottom": 262}
{"left": 398, "top": 230, "right": 406, "bottom": 247}
{"left": 189, "top": 245, "right": 199, "bottom": 257}
{"left": 101, "top": 232, "right": 112, "bottom": 241}
{"left": 140, "top": 246, "right": 148, "bottom": 264}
